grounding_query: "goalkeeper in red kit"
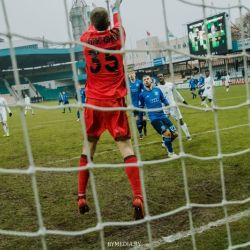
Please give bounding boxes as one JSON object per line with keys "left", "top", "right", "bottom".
{"left": 78, "top": 0, "right": 144, "bottom": 220}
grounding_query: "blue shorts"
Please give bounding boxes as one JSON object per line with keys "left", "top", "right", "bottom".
{"left": 198, "top": 88, "right": 205, "bottom": 96}
{"left": 151, "top": 118, "right": 176, "bottom": 135}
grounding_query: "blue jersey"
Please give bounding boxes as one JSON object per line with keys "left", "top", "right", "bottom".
{"left": 189, "top": 78, "right": 197, "bottom": 89}
{"left": 129, "top": 79, "right": 144, "bottom": 107}
{"left": 198, "top": 76, "right": 205, "bottom": 89}
{"left": 62, "top": 93, "right": 69, "bottom": 103}
{"left": 139, "top": 87, "right": 169, "bottom": 122}
{"left": 79, "top": 87, "right": 85, "bottom": 104}
{"left": 75, "top": 88, "right": 86, "bottom": 104}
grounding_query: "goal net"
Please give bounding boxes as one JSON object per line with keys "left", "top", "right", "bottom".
{"left": 0, "top": 0, "right": 249, "bottom": 249}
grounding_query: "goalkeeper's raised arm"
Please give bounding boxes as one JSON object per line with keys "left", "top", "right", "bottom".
{"left": 111, "top": 0, "right": 125, "bottom": 39}
{"left": 111, "top": 0, "right": 122, "bottom": 12}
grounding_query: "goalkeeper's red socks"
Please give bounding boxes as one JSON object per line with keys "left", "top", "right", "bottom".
{"left": 78, "top": 154, "right": 89, "bottom": 195}
{"left": 124, "top": 155, "right": 142, "bottom": 198}
{"left": 78, "top": 154, "right": 90, "bottom": 213}
{"left": 78, "top": 154, "right": 144, "bottom": 218}
{"left": 124, "top": 155, "right": 144, "bottom": 219}
{"left": 124, "top": 155, "right": 144, "bottom": 220}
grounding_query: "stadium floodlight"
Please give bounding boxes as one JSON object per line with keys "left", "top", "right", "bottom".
{"left": 187, "top": 12, "right": 232, "bottom": 55}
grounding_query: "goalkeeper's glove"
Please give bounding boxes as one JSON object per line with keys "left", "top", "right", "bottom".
{"left": 111, "top": 0, "right": 122, "bottom": 12}
{"left": 9, "top": 112, "right": 12, "bottom": 117}
{"left": 183, "top": 100, "right": 188, "bottom": 105}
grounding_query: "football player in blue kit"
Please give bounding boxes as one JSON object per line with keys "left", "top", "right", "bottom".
{"left": 128, "top": 71, "right": 147, "bottom": 139}
{"left": 139, "top": 75, "right": 178, "bottom": 158}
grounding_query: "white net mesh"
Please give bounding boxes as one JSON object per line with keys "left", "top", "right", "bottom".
{"left": 0, "top": 0, "right": 249, "bottom": 249}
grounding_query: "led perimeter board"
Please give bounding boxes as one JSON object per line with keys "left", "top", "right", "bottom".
{"left": 187, "top": 12, "right": 232, "bottom": 55}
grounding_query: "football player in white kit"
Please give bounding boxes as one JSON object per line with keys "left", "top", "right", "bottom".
{"left": 201, "top": 70, "right": 215, "bottom": 108}
{"left": 224, "top": 73, "right": 231, "bottom": 93}
{"left": 24, "top": 94, "right": 34, "bottom": 115}
{"left": 157, "top": 73, "right": 192, "bottom": 141}
{"left": 0, "top": 95, "right": 12, "bottom": 137}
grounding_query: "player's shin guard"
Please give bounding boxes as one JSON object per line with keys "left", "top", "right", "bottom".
{"left": 3, "top": 123, "right": 9, "bottom": 136}
{"left": 124, "top": 155, "right": 142, "bottom": 200}
{"left": 163, "top": 136, "right": 173, "bottom": 153}
{"left": 136, "top": 120, "right": 143, "bottom": 135}
{"left": 78, "top": 154, "right": 89, "bottom": 197}
{"left": 181, "top": 123, "right": 191, "bottom": 138}
{"left": 142, "top": 120, "right": 147, "bottom": 136}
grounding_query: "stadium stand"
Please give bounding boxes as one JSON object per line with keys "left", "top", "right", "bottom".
{"left": 33, "top": 84, "right": 75, "bottom": 101}
{"left": 0, "top": 80, "right": 10, "bottom": 94}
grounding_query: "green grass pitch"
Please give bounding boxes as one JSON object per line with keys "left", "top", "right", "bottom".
{"left": 0, "top": 84, "right": 249, "bottom": 249}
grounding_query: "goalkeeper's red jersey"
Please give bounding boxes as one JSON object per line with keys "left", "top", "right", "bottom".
{"left": 80, "top": 13, "right": 127, "bottom": 99}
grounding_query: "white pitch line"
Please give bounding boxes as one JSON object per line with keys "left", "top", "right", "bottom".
{"left": 216, "top": 95, "right": 246, "bottom": 101}
{"left": 130, "top": 209, "right": 250, "bottom": 250}
{"left": 191, "top": 123, "right": 249, "bottom": 136}
{"left": 10, "top": 119, "right": 68, "bottom": 130}
{"left": 44, "top": 123, "right": 249, "bottom": 166}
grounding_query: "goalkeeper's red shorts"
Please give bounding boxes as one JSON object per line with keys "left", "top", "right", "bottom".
{"left": 84, "top": 97, "right": 131, "bottom": 141}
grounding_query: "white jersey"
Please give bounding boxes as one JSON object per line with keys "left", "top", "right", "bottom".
{"left": 0, "top": 97, "right": 10, "bottom": 114}
{"left": 0, "top": 96, "right": 11, "bottom": 122}
{"left": 204, "top": 76, "right": 214, "bottom": 89}
{"left": 202, "top": 76, "right": 214, "bottom": 99}
{"left": 24, "top": 96, "right": 31, "bottom": 105}
{"left": 225, "top": 75, "right": 230, "bottom": 86}
{"left": 157, "top": 82, "right": 184, "bottom": 120}
{"left": 157, "top": 82, "right": 184, "bottom": 106}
